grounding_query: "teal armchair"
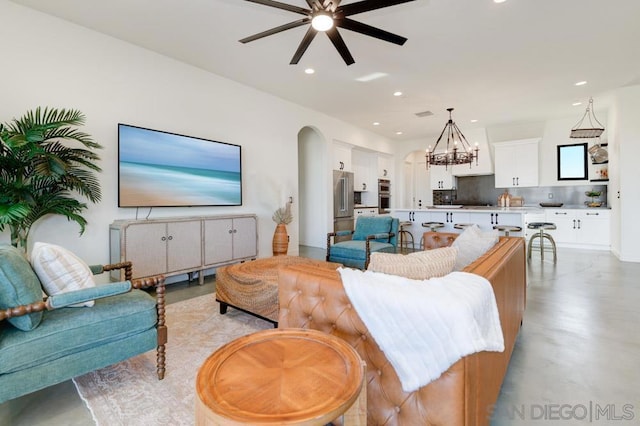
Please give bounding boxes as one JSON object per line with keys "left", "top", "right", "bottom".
{"left": 0, "top": 244, "right": 166, "bottom": 403}
{"left": 327, "top": 216, "right": 399, "bottom": 269}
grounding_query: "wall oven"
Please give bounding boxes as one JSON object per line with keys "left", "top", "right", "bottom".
{"left": 378, "top": 179, "right": 390, "bottom": 214}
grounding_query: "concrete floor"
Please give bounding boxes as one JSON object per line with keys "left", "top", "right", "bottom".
{"left": 1, "top": 246, "right": 639, "bottom": 425}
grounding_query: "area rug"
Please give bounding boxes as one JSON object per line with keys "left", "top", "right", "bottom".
{"left": 72, "top": 293, "right": 272, "bottom": 425}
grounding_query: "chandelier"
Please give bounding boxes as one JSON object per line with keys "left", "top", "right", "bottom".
{"left": 425, "top": 108, "right": 479, "bottom": 169}
{"left": 570, "top": 97, "right": 605, "bottom": 138}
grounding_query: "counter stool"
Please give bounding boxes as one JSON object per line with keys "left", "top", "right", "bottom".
{"left": 420, "top": 222, "right": 445, "bottom": 249}
{"left": 527, "top": 222, "right": 557, "bottom": 263}
{"left": 398, "top": 221, "right": 415, "bottom": 253}
{"left": 421, "top": 222, "right": 445, "bottom": 232}
{"left": 454, "top": 223, "right": 475, "bottom": 230}
{"left": 493, "top": 225, "right": 523, "bottom": 236}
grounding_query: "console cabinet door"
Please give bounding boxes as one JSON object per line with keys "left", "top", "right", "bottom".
{"left": 166, "top": 220, "right": 202, "bottom": 273}
{"left": 124, "top": 222, "right": 167, "bottom": 278}
{"left": 232, "top": 217, "right": 258, "bottom": 259}
{"left": 203, "top": 218, "right": 234, "bottom": 265}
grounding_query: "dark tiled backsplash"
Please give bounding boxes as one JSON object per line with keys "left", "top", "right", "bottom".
{"left": 434, "top": 175, "right": 608, "bottom": 206}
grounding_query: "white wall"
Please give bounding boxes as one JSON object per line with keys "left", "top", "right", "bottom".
{"left": 609, "top": 85, "right": 640, "bottom": 262}
{"left": 0, "top": 1, "right": 393, "bottom": 264}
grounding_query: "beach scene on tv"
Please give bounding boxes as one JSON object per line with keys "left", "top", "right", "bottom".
{"left": 119, "top": 125, "right": 242, "bottom": 207}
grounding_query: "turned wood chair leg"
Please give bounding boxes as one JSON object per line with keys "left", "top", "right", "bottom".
{"left": 155, "top": 277, "right": 167, "bottom": 380}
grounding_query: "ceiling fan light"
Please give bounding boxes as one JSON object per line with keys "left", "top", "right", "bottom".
{"left": 311, "top": 13, "right": 334, "bottom": 32}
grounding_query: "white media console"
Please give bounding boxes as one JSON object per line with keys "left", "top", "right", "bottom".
{"left": 109, "top": 214, "right": 258, "bottom": 284}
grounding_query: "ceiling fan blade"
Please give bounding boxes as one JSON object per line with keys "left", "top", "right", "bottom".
{"left": 290, "top": 27, "right": 319, "bottom": 64}
{"left": 326, "top": 28, "right": 355, "bottom": 65}
{"left": 240, "top": 18, "right": 310, "bottom": 43}
{"left": 338, "top": 18, "right": 407, "bottom": 45}
{"left": 244, "top": 0, "right": 310, "bottom": 16}
{"left": 339, "top": 0, "right": 415, "bottom": 16}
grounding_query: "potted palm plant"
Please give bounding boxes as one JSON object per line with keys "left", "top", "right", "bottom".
{"left": 272, "top": 202, "right": 293, "bottom": 256}
{"left": 0, "top": 107, "right": 102, "bottom": 252}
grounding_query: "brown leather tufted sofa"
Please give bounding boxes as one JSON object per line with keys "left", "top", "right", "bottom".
{"left": 278, "top": 236, "right": 526, "bottom": 426}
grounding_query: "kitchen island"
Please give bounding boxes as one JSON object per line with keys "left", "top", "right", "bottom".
{"left": 392, "top": 205, "right": 611, "bottom": 250}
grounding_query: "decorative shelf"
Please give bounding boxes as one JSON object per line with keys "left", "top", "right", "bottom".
{"left": 590, "top": 179, "right": 609, "bottom": 182}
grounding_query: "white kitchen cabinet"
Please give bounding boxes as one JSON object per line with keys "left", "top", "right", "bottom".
{"left": 333, "top": 142, "right": 352, "bottom": 172}
{"left": 428, "top": 210, "right": 470, "bottom": 232}
{"left": 110, "top": 214, "right": 257, "bottom": 284}
{"left": 377, "top": 154, "right": 392, "bottom": 178}
{"left": 392, "top": 210, "right": 430, "bottom": 246}
{"left": 352, "top": 149, "right": 376, "bottom": 192}
{"left": 544, "top": 209, "right": 610, "bottom": 248}
{"left": 493, "top": 139, "right": 539, "bottom": 188}
{"left": 466, "top": 211, "right": 523, "bottom": 234}
{"left": 429, "top": 166, "right": 456, "bottom": 190}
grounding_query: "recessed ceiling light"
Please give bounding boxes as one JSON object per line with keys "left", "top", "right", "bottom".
{"left": 373, "top": 122, "right": 380, "bottom": 126}
{"left": 393, "top": 91, "right": 403, "bottom": 97}
{"left": 572, "top": 102, "right": 583, "bottom": 106}
{"left": 304, "top": 68, "right": 315, "bottom": 74}
{"left": 494, "top": 0, "right": 507, "bottom": 3}
{"left": 396, "top": 131, "right": 403, "bottom": 135}
{"left": 575, "top": 81, "right": 587, "bottom": 86}
{"left": 470, "top": 119, "right": 478, "bottom": 123}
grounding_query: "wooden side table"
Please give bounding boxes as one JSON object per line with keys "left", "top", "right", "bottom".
{"left": 196, "top": 328, "right": 366, "bottom": 425}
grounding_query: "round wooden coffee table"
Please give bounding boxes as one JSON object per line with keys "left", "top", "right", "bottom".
{"left": 195, "top": 328, "right": 366, "bottom": 425}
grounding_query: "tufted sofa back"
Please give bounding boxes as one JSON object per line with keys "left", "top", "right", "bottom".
{"left": 422, "top": 231, "right": 458, "bottom": 250}
{"left": 278, "top": 264, "right": 466, "bottom": 425}
{"left": 278, "top": 237, "right": 527, "bottom": 426}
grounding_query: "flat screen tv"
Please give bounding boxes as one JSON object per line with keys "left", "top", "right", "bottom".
{"left": 118, "top": 124, "right": 242, "bottom": 207}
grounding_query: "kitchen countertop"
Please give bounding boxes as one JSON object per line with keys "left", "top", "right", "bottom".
{"left": 393, "top": 204, "right": 610, "bottom": 213}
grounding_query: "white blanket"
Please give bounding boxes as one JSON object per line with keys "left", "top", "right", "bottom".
{"left": 339, "top": 268, "right": 504, "bottom": 393}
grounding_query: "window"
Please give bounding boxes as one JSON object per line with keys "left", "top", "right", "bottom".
{"left": 557, "top": 143, "right": 588, "bottom": 181}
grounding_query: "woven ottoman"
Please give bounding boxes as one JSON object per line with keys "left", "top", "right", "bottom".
{"left": 215, "top": 256, "right": 340, "bottom": 326}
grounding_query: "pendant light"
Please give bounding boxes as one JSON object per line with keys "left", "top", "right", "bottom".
{"left": 425, "top": 108, "right": 479, "bottom": 169}
{"left": 570, "top": 97, "right": 605, "bottom": 138}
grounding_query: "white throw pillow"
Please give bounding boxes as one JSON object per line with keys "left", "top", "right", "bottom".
{"left": 451, "top": 225, "right": 499, "bottom": 271}
{"left": 367, "top": 246, "right": 458, "bottom": 279}
{"left": 30, "top": 242, "right": 96, "bottom": 307}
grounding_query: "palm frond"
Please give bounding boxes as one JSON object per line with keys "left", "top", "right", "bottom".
{"left": 0, "top": 106, "right": 102, "bottom": 246}
{"left": 0, "top": 203, "right": 31, "bottom": 230}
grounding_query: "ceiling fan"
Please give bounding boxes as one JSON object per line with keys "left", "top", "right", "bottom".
{"left": 240, "top": 0, "right": 416, "bottom": 65}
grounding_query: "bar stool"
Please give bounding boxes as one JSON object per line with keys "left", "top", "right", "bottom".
{"left": 421, "top": 222, "right": 445, "bottom": 232}
{"left": 527, "top": 222, "right": 557, "bottom": 263}
{"left": 398, "top": 221, "right": 415, "bottom": 253}
{"left": 454, "top": 223, "right": 475, "bottom": 230}
{"left": 493, "top": 225, "right": 523, "bottom": 236}
{"left": 420, "top": 222, "right": 445, "bottom": 249}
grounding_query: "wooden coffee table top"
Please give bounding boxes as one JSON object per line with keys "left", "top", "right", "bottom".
{"left": 196, "top": 328, "right": 364, "bottom": 425}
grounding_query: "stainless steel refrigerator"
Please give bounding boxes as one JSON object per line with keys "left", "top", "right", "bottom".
{"left": 333, "top": 170, "right": 354, "bottom": 242}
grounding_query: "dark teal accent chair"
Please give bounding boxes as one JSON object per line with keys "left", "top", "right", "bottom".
{"left": 0, "top": 244, "right": 167, "bottom": 403}
{"left": 327, "top": 216, "right": 399, "bottom": 269}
